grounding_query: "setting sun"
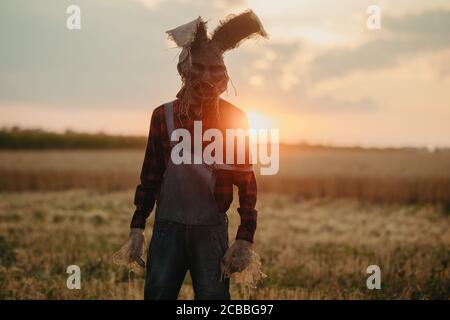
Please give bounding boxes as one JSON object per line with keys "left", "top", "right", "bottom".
{"left": 246, "top": 111, "right": 275, "bottom": 131}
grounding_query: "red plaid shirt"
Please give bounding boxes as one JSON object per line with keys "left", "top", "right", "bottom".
{"left": 130, "top": 97, "right": 258, "bottom": 243}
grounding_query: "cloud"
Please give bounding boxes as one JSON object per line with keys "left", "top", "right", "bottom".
{"left": 0, "top": 0, "right": 382, "bottom": 115}
{"left": 384, "top": 9, "right": 450, "bottom": 36}
{"left": 305, "top": 95, "right": 378, "bottom": 113}
{"left": 223, "top": 38, "right": 379, "bottom": 113}
{"left": 226, "top": 40, "right": 302, "bottom": 90}
{"left": 311, "top": 10, "right": 450, "bottom": 80}
{"left": 0, "top": 0, "right": 250, "bottom": 108}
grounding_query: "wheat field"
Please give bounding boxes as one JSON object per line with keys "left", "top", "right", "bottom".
{"left": 0, "top": 148, "right": 449, "bottom": 299}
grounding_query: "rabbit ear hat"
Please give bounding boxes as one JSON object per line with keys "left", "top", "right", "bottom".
{"left": 166, "top": 10, "right": 268, "bottom": 77}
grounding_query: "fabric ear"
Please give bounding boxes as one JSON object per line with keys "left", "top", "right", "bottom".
{"left": 210, "top": 10, "right": 268, "bottom": 53}
{"left": 166, "top": 16, "right": 208, "bottom": 48}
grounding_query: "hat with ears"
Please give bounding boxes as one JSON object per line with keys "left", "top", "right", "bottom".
{"left": 166, "top": 10, "right": 268, "bottom": 76}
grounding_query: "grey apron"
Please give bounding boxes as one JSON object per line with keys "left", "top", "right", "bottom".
{"left": 155, "top": 101, "right": 252, "bottom": 225}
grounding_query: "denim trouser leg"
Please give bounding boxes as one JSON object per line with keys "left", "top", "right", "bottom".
{"left": 144, "top": 222, "right": 187, "bottom": 300}
{"left": 190, "top": 223, "right": 230, "bottom": 300}
{"left": 144, "top": 221, "right": 230, "bottom": 300}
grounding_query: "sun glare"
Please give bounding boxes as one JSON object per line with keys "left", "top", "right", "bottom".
{"left": 246, "top": 111, "right": 274, "bottom": 131}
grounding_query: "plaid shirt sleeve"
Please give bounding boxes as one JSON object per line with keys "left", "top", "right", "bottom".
{"left": 234, "top": 171, "right": 258, "bottom": 243}
{"left": 232, "top": 113, "right": 258, "bottom": 243}
{"left": 130, "top": 106, "right": 166, "bottom": 229}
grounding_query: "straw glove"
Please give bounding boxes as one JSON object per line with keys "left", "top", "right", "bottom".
{"left": 129, "top": 228, "right": 145, "bottom": 268}
{"left": 221, "top": 239, "right": 253, "bottom": 277}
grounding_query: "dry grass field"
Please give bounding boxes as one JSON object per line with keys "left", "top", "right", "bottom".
{"left": 0, "top": 147, "right": 449, "bottom": 299}
{"left": 1, "top": 148, "right": 450, "bottom": 206}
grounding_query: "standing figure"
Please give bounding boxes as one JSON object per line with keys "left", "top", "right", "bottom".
{"left": 126, "top": 10, "right": 267, "bottom": 300}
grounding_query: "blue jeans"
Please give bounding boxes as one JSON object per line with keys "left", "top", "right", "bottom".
{"left": 144, "top": 218, "right": 230, "bottom": 300}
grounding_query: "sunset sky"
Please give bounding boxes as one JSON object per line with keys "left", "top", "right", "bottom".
{"left": 1, "top": 0, "right": 449, "bottom": 147}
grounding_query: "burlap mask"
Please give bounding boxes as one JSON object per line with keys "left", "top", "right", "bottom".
{"left": 166, "top": 10, "right": 268, "bottom": 118}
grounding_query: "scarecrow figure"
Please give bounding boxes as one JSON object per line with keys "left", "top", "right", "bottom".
{"left": 123, "top": 10, "right": 267, "bottom": 300}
